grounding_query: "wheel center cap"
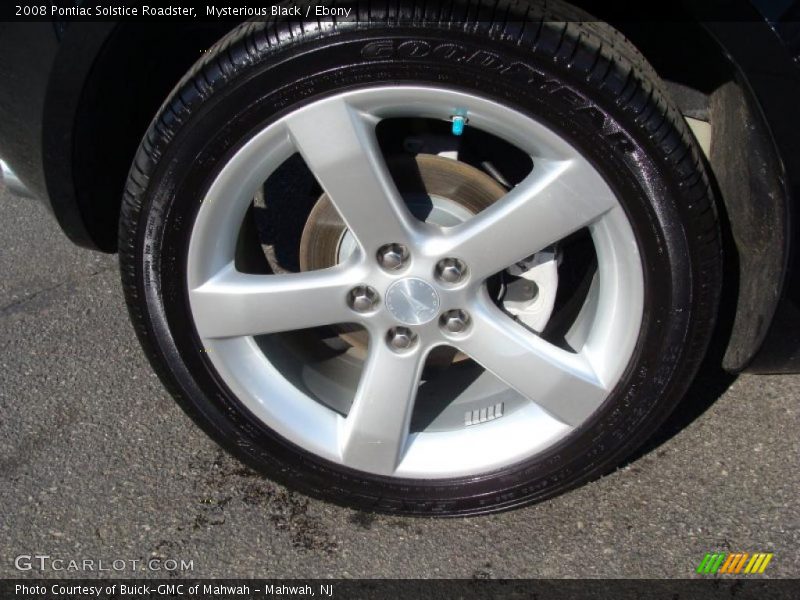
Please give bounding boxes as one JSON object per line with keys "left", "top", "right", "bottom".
{"left": 385, "top": 278, "right": 440, "bottom": 325}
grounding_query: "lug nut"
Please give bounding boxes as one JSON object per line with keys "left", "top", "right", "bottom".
{"left": 435, "top": 257, "right": 467, "bottom": 284}
{"left": 348, "top": 285, "right": 379, "bottom": 313}
{"left": 440, "top": 309, "right": 471, "bottom": 334}
{"left": 387, "top": 326, "right": 418, "bottom": 351}
{"left": 377, "top": 243, "right": 409, "bottom": 271}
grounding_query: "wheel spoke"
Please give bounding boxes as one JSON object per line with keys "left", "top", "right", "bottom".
{"left": 457, "top": 294, "right": 608, "bottom": 427}
{"left": 189, "top": 262, "right": 359, "bottom": 338}
{"left": 285, "top": 96, "right": 417, "bottom": 253}
{"left": 436, "top": 159, "right": 615, "bottom": 282}
{"left": 340, "top": 340, "right": 426, "bottom": 475}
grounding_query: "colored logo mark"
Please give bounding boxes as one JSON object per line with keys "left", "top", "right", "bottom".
{"left": 696, "top": 552, "right": 773, "bottom": 575}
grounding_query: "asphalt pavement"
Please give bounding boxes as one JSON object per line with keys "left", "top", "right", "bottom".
{"left": 1, "top": 183, "right": 798, "bottom": 579}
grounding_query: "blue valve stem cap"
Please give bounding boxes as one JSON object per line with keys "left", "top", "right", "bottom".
{"left": 451, "top": 115, "right": 466, "bottom": 136}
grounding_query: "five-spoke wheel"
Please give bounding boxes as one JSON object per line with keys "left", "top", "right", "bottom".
{"left": 186, "top": 88, "right": 644, "bottom": 478}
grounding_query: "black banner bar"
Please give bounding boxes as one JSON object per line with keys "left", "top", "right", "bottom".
{"left": 0, "top": 0, "right": 796, "bottom": 22}
{"left": 2, "top": 579, "right": 800, "bottom": 600}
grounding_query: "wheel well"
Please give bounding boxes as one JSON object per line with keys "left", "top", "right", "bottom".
{"left": 590, "top": 15, "right": 788, "bottom": 372}
{"left": 70, "top": 21, "right": 236, "bottom": 251}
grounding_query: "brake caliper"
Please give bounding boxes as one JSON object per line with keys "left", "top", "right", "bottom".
{"left": 502, "top": 248, "right": 560, "bottom": 333}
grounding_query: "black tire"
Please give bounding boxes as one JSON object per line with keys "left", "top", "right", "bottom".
{"left": 119, "top": 0, "right": 721, "bottom": 515}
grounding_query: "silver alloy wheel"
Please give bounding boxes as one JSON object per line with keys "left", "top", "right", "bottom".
{"left": 186, "top": 86, "right": 645, "bottom": 479}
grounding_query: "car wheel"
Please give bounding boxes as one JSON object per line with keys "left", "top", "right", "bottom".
{"left": 119, "top": 1, "right": 721, "bottom": 515}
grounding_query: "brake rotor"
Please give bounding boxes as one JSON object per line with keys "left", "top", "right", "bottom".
{"left": 299, "top": 153, "right": 507, "bottom": 358}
